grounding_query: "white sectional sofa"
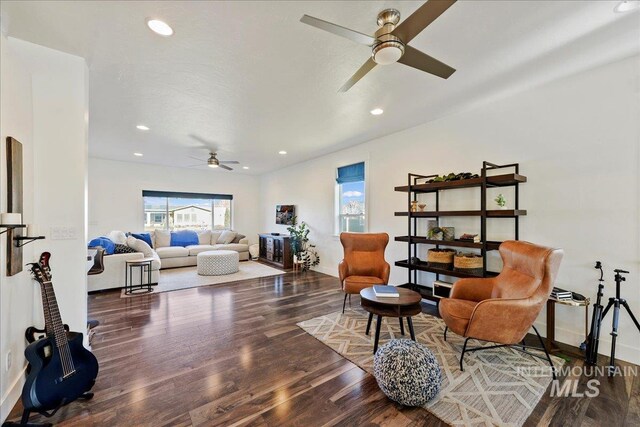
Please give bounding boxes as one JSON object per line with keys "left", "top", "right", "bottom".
{"left": 88, "top": 229, "right": 249, "bottom": 292}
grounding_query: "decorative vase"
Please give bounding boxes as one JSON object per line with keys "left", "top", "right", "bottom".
{"left": 410, "top": 201, "right": 418, "bottom": 212}
{"left": 418, "top": 203, "right": 426, "bottom": 212}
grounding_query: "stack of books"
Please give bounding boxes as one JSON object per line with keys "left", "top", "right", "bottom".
{"left": 459, "top": 233, "right": 480, "bottom": 243}
{"left": 551, "top": 287, "right": 573, "bottom": 300}
{"left": 373, "top": 285, "right": 400, "bottom": 298}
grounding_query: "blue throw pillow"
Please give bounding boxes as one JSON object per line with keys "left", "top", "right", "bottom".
{"left": 88, "top": 237, "right": 116, "bottom": 255}
{"left": 131, "top": 232, "right": 153, "bottom": 248}
{"left": 170, "top": 230, "right": 199, "bottom": 247}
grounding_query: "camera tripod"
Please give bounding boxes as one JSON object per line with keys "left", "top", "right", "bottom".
{"left": 585, "top": 264, "right": 640, "bottom": 370}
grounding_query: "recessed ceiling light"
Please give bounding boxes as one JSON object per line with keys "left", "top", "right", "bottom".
{"left": 134, "top": 152, "right": 143, "bottom": 157}
{"left": 147, "top": 19, "right": 174, "bottom": 36}
{"left": 614, "top": 0, "right": 640, "bottom": 12}
{"left": 370, "top": 108, "right": 384, "bottom": 115}
{"left": 136, "top": 125, "right": 150, "bottom": 131}
{"left": 279, "top": 151, "right": 287, "bottom": 155}
{"left": 243, "top": 166, "right": 250, "bottom": 170}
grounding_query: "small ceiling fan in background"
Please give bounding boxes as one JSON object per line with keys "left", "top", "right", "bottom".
{"left": 300, "top": 0, "right": 457, "bottom": 92}
{"left": 187, "top": 152, "right": 239, "bottom": 171}
{"left": 187, "top": 134, "right": 239, "bottom": 171}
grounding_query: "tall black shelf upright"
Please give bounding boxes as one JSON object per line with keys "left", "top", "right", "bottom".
{"left": 394, "top": 161, "right": 527, "bottom": 302}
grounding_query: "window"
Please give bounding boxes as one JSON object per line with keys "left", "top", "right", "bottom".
{"left": 143, "top": 191, "right": 232, "bottom": 231}
{"left": 336, "top": 162, "right": 366, "bottom": 233}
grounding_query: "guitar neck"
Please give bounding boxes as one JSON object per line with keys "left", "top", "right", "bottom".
{"left": 41, "top": 281, "right": 69, "bottom": 349}
{"left": 38, "top": 282, "right": 54, "bottom": 336}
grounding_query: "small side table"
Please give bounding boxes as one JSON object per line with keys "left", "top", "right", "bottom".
{"left": 546, "top": 295, "right": 590, "bottom": 357}
{"left": 360, "top": 287, "right": 422, "bottom": 354}
{"left": 125, "top": 258, "right": 154, "bottom": 295}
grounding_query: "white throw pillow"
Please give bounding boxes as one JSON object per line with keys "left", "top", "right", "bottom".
{"left": 210, "top": 231, "right": 223, "bottom": 245}
{"left": 126, "top": 235, "right": 154, "bottom": 257}
{"left": 108, "top": 230, "right": 127, "bottom": 245}
{"left": 218, "top": 230, "right": 237, "bottom": 245}
{"left": 197, "top": 230, "right": 212, "bottom": 245}
{"left": 154, "top": 229, "right": 171, "bottom": 248}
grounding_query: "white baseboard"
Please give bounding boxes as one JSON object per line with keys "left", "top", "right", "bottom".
{"left": 1, "top": 366, "right": 26, "bottom": 423}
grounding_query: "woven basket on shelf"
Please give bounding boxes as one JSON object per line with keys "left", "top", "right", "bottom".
{"left": 427, "top": 249, "right": 455, "bottom": 269}
{"left": 453, "top": 253, "right": 483, "bottom": 276}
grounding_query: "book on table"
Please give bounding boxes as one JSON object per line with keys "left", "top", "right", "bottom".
{"left": 551, "top": 287, "right": 573, "bottom": 300}
{"left": 373, "top": 285, "right": 400, "bottom": 298}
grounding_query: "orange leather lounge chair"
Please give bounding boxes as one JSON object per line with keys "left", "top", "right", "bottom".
{"left": 439, "top": 240, "right": 563, "bottom": 377}
{"left": 339, "top": 232, "right": 391, "bottom": 313}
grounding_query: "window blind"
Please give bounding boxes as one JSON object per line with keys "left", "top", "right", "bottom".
{"left": 336, "top": 162, "right": 365, "bottom": 184}
{"left": 142, "top": 190, "right": 233, "bottom": 200}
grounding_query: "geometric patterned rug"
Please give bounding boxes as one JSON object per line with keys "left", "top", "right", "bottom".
{"left": 298, "top": 310, "right": 565, "bottom": 427}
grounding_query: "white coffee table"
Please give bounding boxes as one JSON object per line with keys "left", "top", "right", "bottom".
{"left": 197, "top": 250, "right": 239, "bottom": 276}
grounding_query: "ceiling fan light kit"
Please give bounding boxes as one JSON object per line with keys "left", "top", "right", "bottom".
{"left": 372, "top": 9, "right": 404, "bottom": 65}
{"left": 300, "top": 0, "right": 457, "bottom": 91}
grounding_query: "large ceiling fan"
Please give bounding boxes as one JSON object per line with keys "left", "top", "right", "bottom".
{"left": 188, "top": 152, "right": 239, "bottom": 171}
{"left": 300, "top": 0, "right": 457, "bottom": 92}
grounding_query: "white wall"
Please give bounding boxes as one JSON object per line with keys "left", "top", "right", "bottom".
{"left": 0, "top": 37, "right": 89, "bottom": 422}
{"left": 260, "top": 55, "right": 640, "bottom": 364}
{"left": 88, "top": 158, "right": 262, "bottom": 243}
{"left": 0, "top": 34, "right": 36, "bottom": 422}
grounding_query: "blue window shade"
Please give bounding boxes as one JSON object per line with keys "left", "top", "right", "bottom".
{"left": 336, "top": 162, "right": 365, "bottom": 184}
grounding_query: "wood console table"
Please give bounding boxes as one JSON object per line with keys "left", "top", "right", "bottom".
{"left": 258, "top": 234, "right": 293, "bottom": 269}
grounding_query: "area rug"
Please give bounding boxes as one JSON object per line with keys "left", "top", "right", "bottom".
{"left": 120, "top": 261, "right": 285, "bottom": 297}
{"left": 298, "top": 310, "right": 565, "bottom": 427}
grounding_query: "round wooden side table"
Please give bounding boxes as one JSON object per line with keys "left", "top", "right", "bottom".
{"left": 359, "top": 287, "right": 422, "bottom": 354}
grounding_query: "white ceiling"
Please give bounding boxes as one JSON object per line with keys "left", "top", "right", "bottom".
{"left": 2, "top": 1, "right": 639, "bottom": 174}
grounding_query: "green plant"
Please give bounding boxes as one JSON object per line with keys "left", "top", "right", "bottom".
{"left": 286, "top": 217, "right": 320, "bottom": 272}
{"left": 494, "top": 194, "right": 506, "bottom": 208}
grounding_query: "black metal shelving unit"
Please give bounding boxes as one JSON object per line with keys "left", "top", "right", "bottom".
{"left": 395, "top": 161, "right": 527, "bottom": 302}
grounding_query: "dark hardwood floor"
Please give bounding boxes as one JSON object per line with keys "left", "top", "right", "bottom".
{"left": 7, "top": 270, "right": 640, "bottom": 426}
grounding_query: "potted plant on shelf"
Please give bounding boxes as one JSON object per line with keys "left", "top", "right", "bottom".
{"left": 494, "top": 194, "right": 507, "bottom": 209}
{"left": 286, "top": 217, "right": 320, "bottom": 272}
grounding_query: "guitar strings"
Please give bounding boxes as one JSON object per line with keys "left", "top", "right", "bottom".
{"left": 43, "top": 280, "right": 76, "bottom": 376}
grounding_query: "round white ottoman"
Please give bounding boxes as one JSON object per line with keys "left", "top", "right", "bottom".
{"left": 197, "top": 250, "right": 239, "bottom": 276}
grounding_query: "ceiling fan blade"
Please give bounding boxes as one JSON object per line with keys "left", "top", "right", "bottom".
{"left": 185, "top": 163, "right": 205, "bottom": 168}
{"left": 219, "top": 160, "right": 239, "bottom": 164}
{"left": 300, "top": 15, "right": 375, "bottom": 46}
{"left": 188, "top": 155, "right": 206, "bottom": 161}
{"left": 218, "top": 164, "right": 233, "bottom": 171}
{"left": 398, "top": 45, "right": 455, "bottom": 79}
{"left": 392, "top": 0, "right": 457, "bottom": 44}
{"left": 339, "top": 58, "right": 377, "bottom": 92}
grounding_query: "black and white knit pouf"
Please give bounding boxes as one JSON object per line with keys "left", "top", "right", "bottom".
{"left": 373, "top": 339, "right": 442, "bottom": 406}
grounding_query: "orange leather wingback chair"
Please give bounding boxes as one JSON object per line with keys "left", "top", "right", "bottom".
{"left": 439, "top": 240, "right": 563, "bottom": 375}
{"left": 339, "top": 232, "right": 391, "bottom": 312}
